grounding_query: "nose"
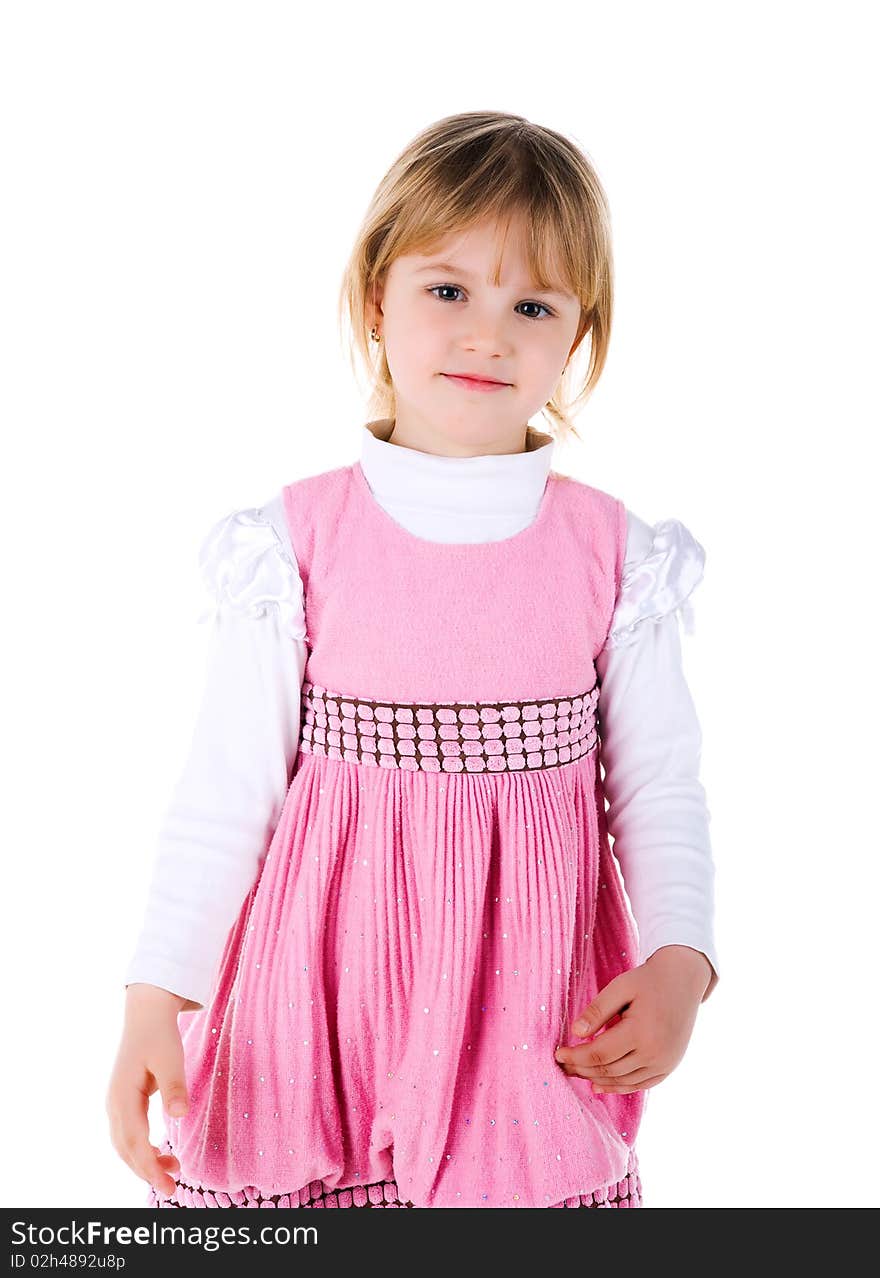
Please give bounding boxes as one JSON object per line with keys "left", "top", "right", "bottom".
{"left": 456, "top": 306, "right": 514, "bottom": 356}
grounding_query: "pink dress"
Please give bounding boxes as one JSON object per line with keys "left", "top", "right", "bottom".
{"left": 149, "top": 460, "right": 645, "bottom": 1209}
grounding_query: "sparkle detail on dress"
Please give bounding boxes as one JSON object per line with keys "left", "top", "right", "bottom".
{"left": 297, "top": 680, "right": 600, "bottom": 774}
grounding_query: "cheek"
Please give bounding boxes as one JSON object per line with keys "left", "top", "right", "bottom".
{"left": 533, "top": 333, "right": 573, "bottom": 378}
{"left": 391, "top": 317, "right": 444, "bottom": 366}
{"left": 385, "top": 327, "right": 441, "bottom": 386}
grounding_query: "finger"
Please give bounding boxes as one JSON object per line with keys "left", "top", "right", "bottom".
{"left": 154, "top": 1150, "right": 183, "bottom": 1195}
{"left": 558, "top": 1048, "right": 644, "bottom": 1081}
{"left": 155, "top": 1039, "right": 191, "bottom": 1120}
{"left": 114, "top": 1086, "right": 180, "bottom": 1195}
{"left": 555, "top": 1023, "right": 635, "bottom": 1072}
{"left": 141, "top": 1145, "right": 182, "bottom": 1198}
{"left": 571, "top": 973, "right": 634, "bottom": 1038}
{"left": 593, "top": 1072, "right": 668, "bottom": 1095}
{"left": 589, "top": 1062, "right": 654, "bottom": 1085}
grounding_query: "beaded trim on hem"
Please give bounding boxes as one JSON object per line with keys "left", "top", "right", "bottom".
{"left": 147, "top": 1145, "right": 642, "bottom": 1209}
{"left": 298, "top": 680, "right": 600, "bottom": 774}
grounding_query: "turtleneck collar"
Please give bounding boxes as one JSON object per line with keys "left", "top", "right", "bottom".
{"left": 358, "top": 418, "right": 556, "bottom": 544}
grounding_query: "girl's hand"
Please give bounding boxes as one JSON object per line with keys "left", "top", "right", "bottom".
{"left": 105, "top": 984, "right": 190, "bottom": 1198}
{"left": 553, "top": 945, "right": 712, "bottom": 1094}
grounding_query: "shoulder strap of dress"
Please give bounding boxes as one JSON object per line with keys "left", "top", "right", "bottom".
{"left": 280, "top": 464, "right": 356, "bottom": 597}
{"left": 549, "top": 472, "right": 627, "bottom": 595}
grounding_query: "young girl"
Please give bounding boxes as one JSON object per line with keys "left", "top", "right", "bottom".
{"left": 107, "top": 110, "right": 718, "bottom": 1210}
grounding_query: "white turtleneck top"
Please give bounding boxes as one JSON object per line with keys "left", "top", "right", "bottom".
{"left": 124, "top": 421, "right": 718, "bottom": 1013}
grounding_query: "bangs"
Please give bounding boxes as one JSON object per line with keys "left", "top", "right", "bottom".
{"left": 376, "top": 144, "right": 602, "bottom": 310}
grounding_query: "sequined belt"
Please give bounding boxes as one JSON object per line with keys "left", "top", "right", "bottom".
{"left": 298, "top": 680, "right": 600, "bottom": 774}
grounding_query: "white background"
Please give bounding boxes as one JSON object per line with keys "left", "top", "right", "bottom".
{"left": 2, "top": 0, "right": 877, "bottom": 1210}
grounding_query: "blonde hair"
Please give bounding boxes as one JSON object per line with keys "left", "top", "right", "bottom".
{"left": 338, "top": 111, "right": 614, "bottom": 444}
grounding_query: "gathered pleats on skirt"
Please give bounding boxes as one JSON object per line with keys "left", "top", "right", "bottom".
{"left": 166, "top": 745, "right": 643, "bottom": 1210}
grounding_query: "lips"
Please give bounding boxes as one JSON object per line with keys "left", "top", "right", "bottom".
{"left": 443, "top": 373, "right": 510, "bottom": 385}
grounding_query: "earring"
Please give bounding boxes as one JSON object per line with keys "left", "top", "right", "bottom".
{"left": 370, "top": 325, "right": 381, "bottom": 342}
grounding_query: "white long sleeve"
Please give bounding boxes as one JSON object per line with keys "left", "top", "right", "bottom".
{"left": 596, "top": 514, "right": 718, "bottom": 1002}
{"left": 124, "top": 425, "right": 718, "bottom": 1010}
{"left": 123, "top": 501, "right": 307, "bottom": 1012}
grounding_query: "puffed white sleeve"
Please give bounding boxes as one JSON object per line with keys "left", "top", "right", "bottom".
{"left": 602, "top": 516, "right": 706, "bottom": 650}
{"left": 595, "top": 511, "right": 719, "bottom": 1002}
{"left": 123, "top": 494, "right": 308, "bottom": 1012}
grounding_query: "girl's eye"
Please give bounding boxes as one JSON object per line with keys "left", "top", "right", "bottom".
{"left": 426, "top": 285, "right": 555, "bottom": 319}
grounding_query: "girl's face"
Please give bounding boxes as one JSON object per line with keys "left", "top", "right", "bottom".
{"left": 372, "top": 216, "right": 583, "bottom": 456}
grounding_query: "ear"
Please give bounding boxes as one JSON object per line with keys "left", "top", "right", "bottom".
{"left": 368, "top": 277, "right": 386, "bottom": 330}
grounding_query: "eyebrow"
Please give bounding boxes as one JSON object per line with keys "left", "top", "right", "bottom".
{"left": 413, "top": 260, "right": 571, "bottom": 299}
